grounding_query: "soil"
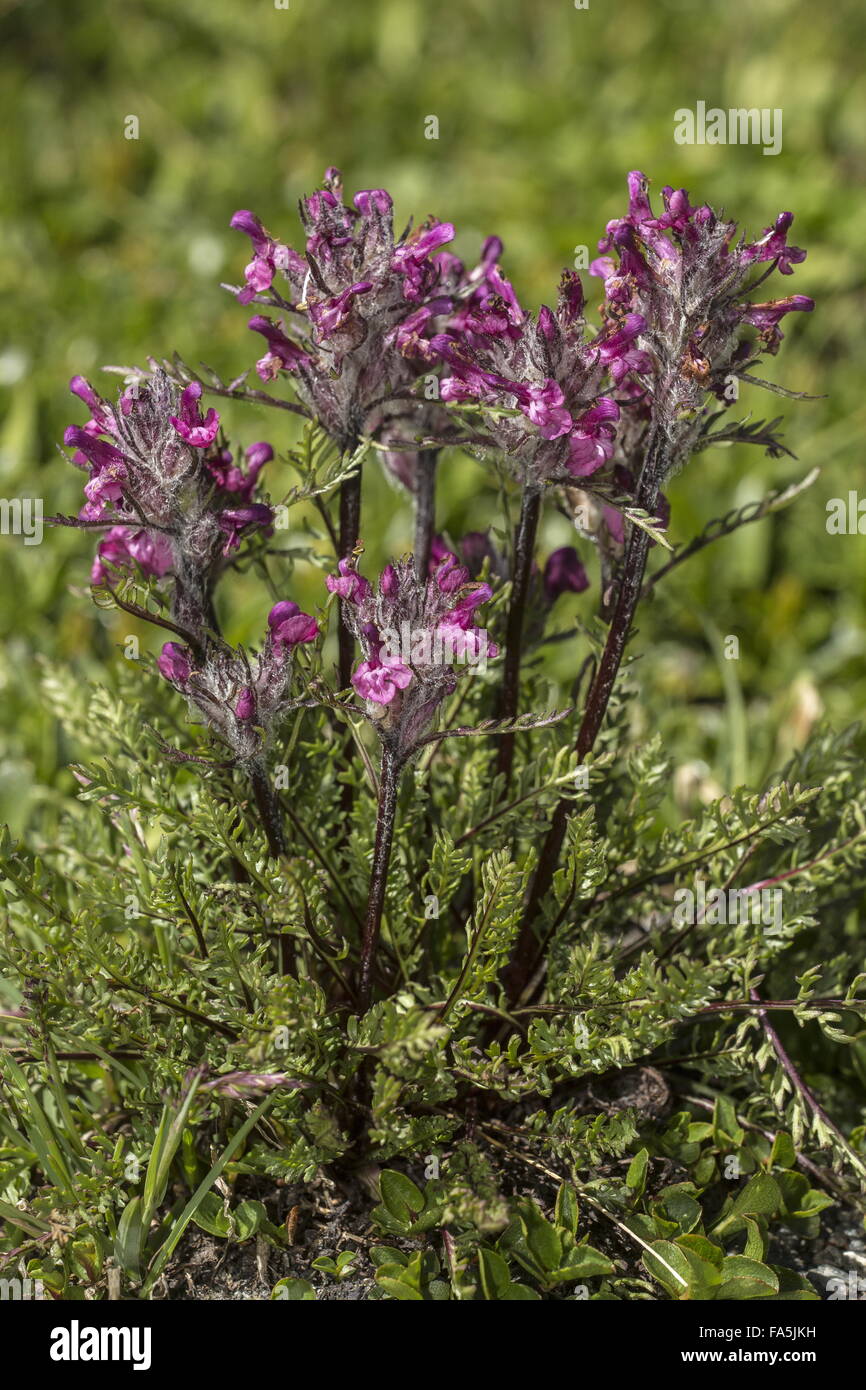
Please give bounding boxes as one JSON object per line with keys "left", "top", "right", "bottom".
{"left": 151, "top": 1066, "right": 866, "bottom": 1301}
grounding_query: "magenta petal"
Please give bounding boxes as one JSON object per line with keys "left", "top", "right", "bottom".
{"left": 268, "top": 600, "right": 300, "bottom": 629}
{"left": 158, "top": 642, "right": 191, "bottom": 684}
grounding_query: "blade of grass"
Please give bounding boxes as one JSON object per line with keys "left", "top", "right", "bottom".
{"left": 141, "top": 1093, "right": 275, "bottom": 1295}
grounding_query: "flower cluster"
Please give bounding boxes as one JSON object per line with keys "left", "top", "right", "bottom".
{"left": 156, "top": 599, "right": 317, "bottom": 765}
{"left": 327, "top": 552, "right": 496, "bottom": 758}
{"left": 231, "top": 167, "right": 462, "bottom": 453}
{"left": 57, "top": 166, "right": 815, "bottom": 867}
{"left": 64, "top": 372, "right": 275, "bottom": 629}
{"left": 426, "top": 240, "right": 642, "bottom": 485}
{"left": 62, "top": 369, "right": 319, "bottom": 776}
{"left": 589, "top": 171, "right": 814, "bottom": 475}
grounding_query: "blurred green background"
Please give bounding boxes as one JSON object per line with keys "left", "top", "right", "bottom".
{"left": 1, "top": 0, "right": 864, "bottom": 832}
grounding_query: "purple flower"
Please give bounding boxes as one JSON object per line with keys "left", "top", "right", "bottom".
{"left": 741, "top": 212, "right": 807, "bottom": 276}
{"left": 64, "top": 370, "right": 278, "bottom": 612}
{"left": 231, "top": 169, "right": 465, "bottom": 452}
{"left": 331, "top": 555, "right": 495, "bottom": 753}
{"left": 308, "top": 281, "right": 374, "bottom": 341}
{"left": 326, "top": 557, "right": 372, "bottom": 604}
{"left": 169, "top": 382, "right": 221, "bottom": 448}
{"left": 567, "top": 398, "right": 620, "bottom": 477}
{"left": 91, "top": 525, "right": 173, "bottom": 586}
{"left": 206, "top": 441, "right": 273, "bottom": 499}
{"left": 230, "top": 210, "right": 301, "bottom": 305}
{"left": 430, "top": 242, "right": 634, "bottom": 485}
{"left": 353, "top": 655, "right": 414, "bottom": 705}
{"left": 69, "top": 376, "right": 118, "bottom": 437}
{"left": 64, "top": 427, "right": 127, "bottom": 475}
{"left": 435, "top": 619, "right": 498, "bottom": 661}
{"left": 380, "top": 563, "right": 400, "bottom": 598}
{"left": 248, "top": 316, "right": 310, "bottom": 380}
{"left": 432, "top": 552, "right": 470, "bottom": 595}
{"left": 592, "top": 313, "right": 652, "bottom": 384}
{"left": 543, "top": 547, "right": 590, "bottom": 602}
{"left": 267, "top": 600, "right": 319, "bottom": 652}
{"left": 217, "top": 503, "right": 274, "bottom": 555}
{"left": 589, "top": 171, "right": 814, "bottom": 473}
{"left": 234, "top": 687, "right": 256, "bottom": 722}
{"left": 158, "top": 642, "right": 192, "bottom": 684}
{"left": 391, "top": 221, "right": 456, "bottom": 301}
{"left": 64, "top": 418, "right": 130, "bottom": 522}
{"left": 522, "top": 379, "right": 573, "bottom": 440}
{"left": 155, "top": 601, "right": 316, "bottom": 765}
{"left": 740, "top": 295, "right": 815, "bottom": 351}
{"left": 457, "top": 531, "right": 499, "bottom": 577}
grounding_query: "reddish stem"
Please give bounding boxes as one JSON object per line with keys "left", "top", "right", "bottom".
{"left": 495, "top": 484, "right": 542, "bottom": 784}
{"left": 504, "top": 433, "right": 666, "bottom": 1004}
{"left": 358, "top": 743, "right": 403, "bottom": 1011}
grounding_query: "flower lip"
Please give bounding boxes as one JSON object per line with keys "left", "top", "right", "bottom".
{"left": 352, "top": 655, "right": 414, "bottom": 706}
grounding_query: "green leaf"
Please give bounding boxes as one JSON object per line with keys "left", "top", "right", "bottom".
{"left": 0, "top": 1198, "right": 50, "bottom": 1238}
{"left": 233, "top": 1200, "right": 267, "bottom": 1240}
{"left": 555, "top": 1182, "right": 580, "bottom": 1233}
{"left": 642, "top": 1241, "right": 720, "bottom": 1299}
{"left": 655, "top": 1188, "right": 702, "bottom": 1234}
{"left": 769, "top": 1131, "right": 797, "bottom": 1169}
{"left": 369, "top": 1245, "right": 407, "bottom": 1268}
{"left": 717, "top": 1255, "right": 780, "bottom": 1299}
{"left": 519, "top": 1203, "right": 562, "bottom": 1271}
{"left": 191, "top": 1192, "right": 231, "bottom": 1237}
{"left": 677, "top": 1234, "right": 724, "bottom": 1268}
{"left": 376, "top": 1275, "right": 424, "bottom": 1301}
{"left": 272, "top": 1278, "right": 316, "bottom": 1301}
{"left": 478, "top": 1248, "right": 513, "bottom": 1300}
{"left": 741, "top": 1217, "right": 767, "bottom": 1262}
{"left": 713, "top": 1094, "right": 744, "bottom": 1148}
{"left": 553, "top": 1246, "right": 615, "bottom": 1281}
{"left": 114, "top": 1196, "right": 144, "bottom": 1281}
{"left": 378, "top": 1169, "right": 425, "bottom": 1227}
{"left": 714, "top": 1173, "right": 783, "bottom": 1235}
{"left": 730, "top": 1173, "right": 783, "bottom": 1220}
{"left": 625, "top": 1148, "right": 650, "bottom": 1200}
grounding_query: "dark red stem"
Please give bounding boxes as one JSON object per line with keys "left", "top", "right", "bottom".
{"left": 249, "top": 760, "right": 287, "bottom": 859}
{"left": 337, "top": 469, "right": 362, "bottom": 692}
{"left": 358, "top": 743, "right": 403, "bottom": 1011}
{"left": 414, "top": 448, "right": 438, "bottom": 583}
{"left": 504, "top": 434, "right": 666, "bottom": 1003}
{"left": 495, "top": 484, "right": 542, "bottom": 784}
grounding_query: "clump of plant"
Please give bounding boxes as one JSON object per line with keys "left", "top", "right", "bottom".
{"left": 1, "top": 168, "right": 864, "bottom": 1301}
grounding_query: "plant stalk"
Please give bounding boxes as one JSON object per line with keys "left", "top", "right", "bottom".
{"left": 495, "top": 483, "right": 542, "bottom": 784}
{"left": 504, "top": 435, "right": 666, "bottom": 1003}
{"left": 249, "top": 760, "right": 287, "bottom": 859}
{"left": 337, "top": 468, "right": 362, "bottom": 692}
{"left": 750, "top": 987, "right": 866, "bottom": 1180}
{"left": 413, "top": 448, "right": 439, "bottom": 582}
{"left": 358, "top": 742, "right": 403, "bottom": 1011}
